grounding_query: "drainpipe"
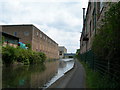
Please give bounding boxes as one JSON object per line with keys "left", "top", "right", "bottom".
{"left": 94, "top": 2, "right": 97, "bottom": 35}
{"left": 83, "top": 8, "right": 85, "bottom": 35}
{"left": 83, "top": 8, "right": 85, "bottom": 23}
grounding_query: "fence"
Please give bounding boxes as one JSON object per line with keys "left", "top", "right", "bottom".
{"left": 80, "top": 50, "right": 120, "bottom": 87}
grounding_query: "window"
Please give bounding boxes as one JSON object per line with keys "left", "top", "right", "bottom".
{"left": 37, "top": 32, "right": 39, "bottom": 36}
{"left": 59, "top": 51, "right": 62, "bottom": 55}
{"left": 86, "top": 22, "right": 87, "bottom": 34}
{"left": 90, "top": 20, "right": 92, "bottom": 36}
{"left": 24, "top": 32, "right": 29, "bottom": 36}
{"left": 89, "top": 2, "right": 91, "bottom": 11}
{"left": 40, "top": 33, "right": 42, "bottom": 38}
{"left": 43, "top": 36, "right": 45, "bottom": 40}
{"left": 14, "top": 32, "right": 17, "bottom": 36}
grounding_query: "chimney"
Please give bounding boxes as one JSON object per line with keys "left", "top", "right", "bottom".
{"left": 82, "top": 8, "right": 85, "bottom": 26}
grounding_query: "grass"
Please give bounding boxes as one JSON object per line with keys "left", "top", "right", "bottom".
{"left": 79, "top": 60, "right": 118, "bottom": 88}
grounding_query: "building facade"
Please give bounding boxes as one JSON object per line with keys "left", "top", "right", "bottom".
{"left": 59, "top": 46, "right": 67, "bottom": 59}
{"left": 80, "top": 1, "right": 112, "bottom": 54}
{"left": 2, "top": 24, "right": 59, "bottom": 59}
{"left": 2, "top": 32, "right": 19, "bottom": 48}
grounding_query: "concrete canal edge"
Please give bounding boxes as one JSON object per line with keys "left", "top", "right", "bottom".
{"left": 46, "top": 59, "right": 77, "bottom": 88}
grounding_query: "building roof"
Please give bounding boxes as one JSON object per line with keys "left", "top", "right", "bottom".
{"left": 1, "top": 32, "right": 20, "bottom": 40}
{"left": 1, "top": 24, "right": 33, "bottom": 27}
{"left": 2, "top": 24, "right": 58, "bottom": 45}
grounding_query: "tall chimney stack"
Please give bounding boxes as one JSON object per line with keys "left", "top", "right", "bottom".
{"left": 82, "top": 8, "right": 85, "bottom": 25}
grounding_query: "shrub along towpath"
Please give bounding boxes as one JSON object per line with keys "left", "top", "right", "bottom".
{"left": 48, "top": 59, "right": 86, "bottom": 88}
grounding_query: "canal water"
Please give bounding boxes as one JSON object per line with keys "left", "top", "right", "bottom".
{"left": 2, "top": 58, "right": 74, "bottom": 88}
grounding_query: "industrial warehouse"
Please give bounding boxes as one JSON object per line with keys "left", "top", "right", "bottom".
{"left": 2, "top": 24, "right": 59, "bottom": 59}
{"left": 80, "top": 2, "right": 111, "bottom": 53}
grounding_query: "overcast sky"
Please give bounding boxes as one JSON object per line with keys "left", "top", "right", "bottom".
{"left": 0, "top": 0, "right": 88, "bottom": 53}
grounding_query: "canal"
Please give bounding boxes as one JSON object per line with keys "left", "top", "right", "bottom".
{"left": 2, "top": 58, "right": 74, "bottom": 88}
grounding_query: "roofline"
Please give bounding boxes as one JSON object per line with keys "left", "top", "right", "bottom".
{"left": 1, "top": 24, "right": 58, "bottom": 45}
{"left": 1, "top": 24, "right": 33, "bottom": 27}
{"left": 32, "top": 25, "right": 58, "bottom": 45}
{"left": 2, "top": 32, "right": 20, "bottom": 39}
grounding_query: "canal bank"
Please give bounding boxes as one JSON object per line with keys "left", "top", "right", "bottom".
{"left": 47, "top": 59, "right": 86, "bottom": 88}
{"left": 44, "top": 58, "right": 75, "bottom": 88}
{"left": 2, "top": 58, "right": 75, "bottom": 88}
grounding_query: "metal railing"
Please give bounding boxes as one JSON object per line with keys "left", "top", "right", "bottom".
{"left": 80, "top": 50, "right": 120, "bottom": 87}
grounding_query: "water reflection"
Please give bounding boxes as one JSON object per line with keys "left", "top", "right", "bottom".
{"left": 2, "top": 61, "right": 58, "bottom": 88}
{"left": 2, "top": 59, "right": 74, "bottom": 88}
{"left": 59, "top": 60, "right": 67, "bottom": 69}
{"left": 45, "top": 58, "right": 74, "bottom": 88}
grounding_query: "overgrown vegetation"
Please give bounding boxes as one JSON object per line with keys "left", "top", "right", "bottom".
{"left": 79, "top": 61, "right": 118, "bottom": 88}
{"left": 26, "top": 43, "right": 32, "bottom": 50}
{"left": 75, "top": 49, "right": 80, "bottom": 59}
{"left": 90, "top": 2, "right": 120, "bottom": 87}
{"left": 92, "top": 2, "right": 120, "bottom": 65}
{"left": 77, "top": 2, "right": 120, "bottom": 88}
{"left": 2, "top": 45, "right": 46, "bottom": 66}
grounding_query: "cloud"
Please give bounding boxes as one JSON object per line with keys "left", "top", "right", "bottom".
{"left": 0, "top": 0, "right": 88, "bottom": 53}
{"left": 1, "top": 0, "right": 88, "bottom": 3}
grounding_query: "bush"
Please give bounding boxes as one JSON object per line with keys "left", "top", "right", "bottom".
{"left": 92, "top": 2, "right": 120, "bottom": 61}
{"left": 2, "top": 46, "right": 46, "bottom": 66}
{"left": 32, "top": 52, "right": 41, "bottom": 64}
{"left": 91, "top": 2, "right": 120, "bottom": 86}
{"left": 26, "top": 43, "right": 32, "bottom": 50}
{"left": 16, "top": 47, "right": 30, "bottom": 64}
{"left": 38, "top": 52, "right": 46, "bottom": 63}
{"left": 23, "top": 58, "right": 30, "bottom": 65}
{"left": 2, "top": 46, "right": 17, "bottom": 65}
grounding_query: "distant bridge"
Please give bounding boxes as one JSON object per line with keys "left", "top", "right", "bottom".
{"left": 64, "top": 53, "right": 75, "bottom": 58}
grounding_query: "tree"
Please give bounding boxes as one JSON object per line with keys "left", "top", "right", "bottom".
{"left": 92, "top": 2, "right": 120, "bottom": 61}
{"left": 26, "top": 43, "right": 32, "bottom": 50}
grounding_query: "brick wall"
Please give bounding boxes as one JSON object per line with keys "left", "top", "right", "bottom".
{"left": 80, "top": 2, "right": 110, "bottom": 54}
{"left": 2, "top": 25, "right": 33, "bottom": 45}
{"left": 2, "top": 25, "right": 59, "bottom": 59}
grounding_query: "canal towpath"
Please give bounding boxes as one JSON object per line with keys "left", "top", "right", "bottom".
{"left": 48, "top": 59, "right": 86, "bottom": 88}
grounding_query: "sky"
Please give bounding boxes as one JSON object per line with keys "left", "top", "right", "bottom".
{"left": 0, "top": 0, "right": 88, "bottom": 53}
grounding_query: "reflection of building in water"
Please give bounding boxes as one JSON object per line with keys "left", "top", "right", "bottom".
{"left": 30, "top": 61, "right": 59, "bottom": 88}
{"left": 59, "top": 46, "right": 67, "bottom": 59}
{"left": 2, "top": 61, "right": 59, "bottom": 88}
{"left": 59, "top": 61, "right": 67, "bottom": 68}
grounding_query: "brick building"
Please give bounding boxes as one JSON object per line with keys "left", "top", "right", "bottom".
{"left": 2, "top": 24, "right": 59, "bottom": 59}
{"left": 2, "top": 32, "right": 19, "bottom": 48}
{"left": 80, "top": 1, "right": 113, "bottom": 54}
{"left": 59, "top": 46, "right": 67, "bottom": 59}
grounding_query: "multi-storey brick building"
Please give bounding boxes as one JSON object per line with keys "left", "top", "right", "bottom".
{"left": 80, "top": 1, "right": 112, "bottom": 54}
{"left": 2, "top": 24, "right": 59, "bottom": 59}
{"left": 80, "top": 2, "right": 120, "bottom": 85}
